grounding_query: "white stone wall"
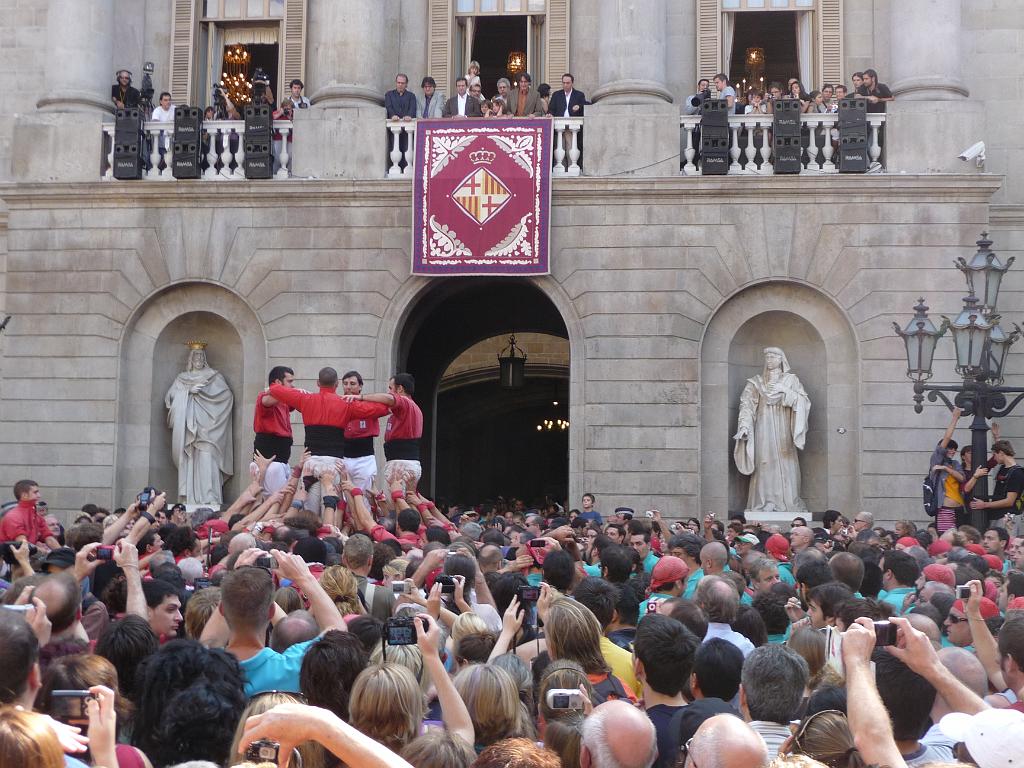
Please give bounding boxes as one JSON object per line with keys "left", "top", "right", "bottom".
{"left": 1, "top": 175, "right": 1019, "bottom": 525}
{"left": 0, "top": 0, "right": 48, "bottom": 181}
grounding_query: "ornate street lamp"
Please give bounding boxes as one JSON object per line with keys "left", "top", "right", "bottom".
{"left": 497, "top": 334, "right": 527, "bottom": 389}
{"left": 895, "top": 232, "right": 1024, "bottom": 529}
{"left": 955, "top": 232, "right": 1015, "bottom": 313}
{"left": 892, "top": 298, "right": 946, "bottom": 382}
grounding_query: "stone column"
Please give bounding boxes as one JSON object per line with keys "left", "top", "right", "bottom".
{"left": 884, "top": 0, "right": 984, "bottom": 174}
{"left": 890, "top": 0, "right": 966, "bottom": 100}
{"left": 591, "top": 0, "right": 672, "bottom": 105}
{"left": 584, "top": 0, "right": 677, "bottom": 176}
{"left": 306, "top": 0, "right": 386, "bottom": 107}
{"left": 11, "top": 0, "right": 114, "bottom": 181}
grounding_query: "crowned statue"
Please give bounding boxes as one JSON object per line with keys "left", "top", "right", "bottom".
{"left": 733, "top": 347, "right": 810, "bottom": 517}
{"left": 165, "top": 341, "right": 234, "bottom": 506}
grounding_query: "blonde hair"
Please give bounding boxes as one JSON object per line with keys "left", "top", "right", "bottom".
{"left": 538, "top": 659, "right": 595, "bottom": 724}
{"left": 543, "top": 715, "right": 584, "bottom": 768}
{"left": 0, "top": 707, "right": 65, "bottom": 768}
{"left": 228, "top": 693, "right": 327, "bottom": 768}
{"left": 385, "top": 558, "right": 409, "bottom": 581}
{"left": 451, "top": 612, "right": 489, "bottom": 643}
{"left": 468, "top": 60, "right": 481, "bottom": 74}
{"left": 319, "top": 565, "right": 364, "bottom": 617}
{"left": 185, "top": 586, "right": 221, "bottom": 640}
{"left": 544, "top": 598, "right": 609, "bottom": 676}
{"left": 368, "top": 639, "right": 432, "bottom": 694}
{"left": 453, "top": 664, "right": 535, "bottom": 747}
{"left": 349, "top": 664, "right": 425, "bottom": 752}
{"left": 400, "top": 731, "right": 475, "bottom": 768}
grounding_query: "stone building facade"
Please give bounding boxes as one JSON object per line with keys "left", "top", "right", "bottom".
{"left": 1, "top": 0, "right": 1023, "bottom": 523}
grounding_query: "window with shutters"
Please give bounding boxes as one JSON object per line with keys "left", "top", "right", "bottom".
{"left": 696, "top": 0, "right": 841, "bottom": 94}
{"left": 429, "top": 0, "right": 568, "bottom": 95}
{"left": 169, "top": 0, "right": 305, "bottom": 108}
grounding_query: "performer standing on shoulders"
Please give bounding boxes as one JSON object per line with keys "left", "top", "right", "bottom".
{"left": 253, "top": 366, "right": 295, "bottom": 494}
{"left": 346, "top": 373, "right": 423, "bottom": 491}
{"left": 340, "top": 370, "right": 380, "bottom": 493}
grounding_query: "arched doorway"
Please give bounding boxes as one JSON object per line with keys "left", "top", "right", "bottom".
{"left": 396, "top": 278, "right": 571, "bottom": 505}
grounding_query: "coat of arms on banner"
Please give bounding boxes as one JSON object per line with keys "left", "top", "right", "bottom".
{"left": 412, "top": 118, "right": 552, "bottom": 276}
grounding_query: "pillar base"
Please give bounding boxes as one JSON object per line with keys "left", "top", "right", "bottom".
{"left": 10, "top": 111, "right": 106, "bottom": 183}
{"left": 884, "top": 100, "right": 986, "bottom": 175}
{"left": 582, "top": 102, "right": 680, "bottom": 177}
{"left": 309, "top": 84, "right": 385, "bottom": 109}
{"left": 290, "top": 104, "right": 387, "bottom": 179}
{"left": 591, "top": 79, "right": 674, "bottom": 106}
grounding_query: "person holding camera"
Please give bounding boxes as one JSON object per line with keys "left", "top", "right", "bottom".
{"left": 683, "top": 78, "right": 712, "bottom": 115}
{"left": 288, "top": 78, "right": 310, "bottom": 109}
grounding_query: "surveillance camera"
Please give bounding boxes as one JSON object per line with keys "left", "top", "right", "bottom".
{"left": 958, "top": 141, "right": 985, "bottom": 166}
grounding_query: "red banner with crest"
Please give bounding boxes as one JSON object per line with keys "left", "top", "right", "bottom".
{"left": 412, "top": 118, "right": 552, "bottom": 276}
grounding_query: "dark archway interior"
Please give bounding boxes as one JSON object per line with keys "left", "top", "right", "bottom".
{"left": 400, "top": 278, "right": 569, "bottom": 503}
{"left": 728, "top": 11, "right": 799, "bottom": 92}
{"left": 471, "top": 15, "right": 528, "bottom": 96}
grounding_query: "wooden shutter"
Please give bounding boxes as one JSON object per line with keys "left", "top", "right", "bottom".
{"left": 170, "top": 0, "right": 197, "bottom": 104}
{"left": 817, "top": 0, "right": 842, "bottom": 87}
{"left": 545, "top": 0, "right": 569, "bottom": 86}
{"left": 281, "top": 0, "right": 307, "bottom": 87}
{"left": 428, "top": 0, "right": 452, "bottom": 91}
{"left": 697, "top": 0, "right": 721, "bottom": 79}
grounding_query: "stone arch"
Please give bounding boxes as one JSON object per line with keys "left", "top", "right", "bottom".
{"left": 377, "top": 275, "right": 585, "bottom": 502}
{"left": 115, "top": 282, "right": 267, "bottom": 505}
{"left": 700, "top": 280, "right": 860, "bottom": 518}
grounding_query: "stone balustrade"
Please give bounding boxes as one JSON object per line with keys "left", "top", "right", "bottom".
{"left": 680, "top": 113, "right": 886, "bottom": 175}
{"left": 101, "top": 120, "right": 294, "bottom": 180}
{"left": 385, "top": 117, "right": 584, "bottom": 178}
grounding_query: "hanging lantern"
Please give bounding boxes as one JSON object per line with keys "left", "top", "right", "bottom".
{"left": 892, "top": 298, "right": 947, "bottom": 381}
{"left": 984, "top": 321, "right": 1021, "bottom": 383}
{"left": 956, "top": 232, "right": 1015, "bottom": 313}
{"left": 497, "top": 335, "right": 527, "bottom": 389}
{"left": 506, "top": 51, "right": 527, "bottom": 78}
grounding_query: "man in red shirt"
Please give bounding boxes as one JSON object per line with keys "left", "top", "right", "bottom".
{"left": 269, "top": 367, "right": 390, "bottom": 511}
{"left": 341, "top": 370, "right": 380, "bottom": 493}
{"left": 1, "top": 479, "right": 61, "bottom": 550}
{"left": 353, "top": 373, "right": 424, "bottom": 491}
{"left": 253, "top": 366, "right": 295, "bottom": 494}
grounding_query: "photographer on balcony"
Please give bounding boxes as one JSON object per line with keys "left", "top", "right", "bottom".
{"left": 111, "top": 70, "right": 140, "bottom": 110}
{"left": 683, "top": 78, "right": 711, "bottom": 116}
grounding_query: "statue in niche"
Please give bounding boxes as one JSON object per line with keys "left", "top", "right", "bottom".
{"left": 165, "top": 341, "right": 234, "bottom": 506}
{"left": 733, "top": 346, "right": 810, "bottom": 516}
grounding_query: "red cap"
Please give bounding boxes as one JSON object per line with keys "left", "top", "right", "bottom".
{"left": 928, "top": 540, "right": 952, "bottom": 556}
{"left": 953, "top": 597, "right": 1000, "bottom": 620}
{"left": 650, "top": 556, "right": 689, "bottom": 591}
{"left": 765, "top": 533, "right": 791, "bottom": 562}
{"left": 965, "top": 543, "right": 986, "bottom": 557}
{"left": 1008, "top": 596, "right": 1024, "bottom": 611}
{"left": 897, "top": 536, "right": 919, "bottom": 548}
{"left": 922, "top": 563, "right": 955, "bottom": 587}
{"left": 983, "top": 554, "right": 1004, "bottom": 573}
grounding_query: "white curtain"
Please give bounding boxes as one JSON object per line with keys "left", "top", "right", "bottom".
{"left": 797, "top": 11, "right": 813, "bottom": 90}
{"left": 222, "top": 26, "right": 278, "bottom": 45}
{"left": 721, "top": 12, "right": 735, "bottom": 80}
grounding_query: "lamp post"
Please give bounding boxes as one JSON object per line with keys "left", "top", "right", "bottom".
{"left": 894, "top": 233, "right": 1022, "bottom": 530}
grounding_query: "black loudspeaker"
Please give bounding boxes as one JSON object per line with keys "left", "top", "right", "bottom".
{"left": 839, "top": 125, "right": 868, "bottom": 151}
{"left": 700, "top": 99, "right": 730, "bottom": 128}
{"left": 172, "top": 142, "right": 202, "bottom": 179}
{"left": 773, "top": 136, "right": 802, "bottom": 174}
{"left": 112, "top": 142, "right": 144, "bottom": 180}
{"left": 173, "top": 106, "right": 202, "bottom": 142}
{"left": 838, "top": 97, "right": 868, "bottom": 127}
{"left": 772, "top": 99, "right": 802, "bottom": 137}
{"left": 839, "top": 147, "right": 869, "bottom": 173}
{"left": 243, "top": 153, "right": 274, "bottom": 179}
{"left": 244, "top": 104, "right": 273, "bottom": 134}
{"left": 114, "top": 107, "right": 143, "bottom": 141}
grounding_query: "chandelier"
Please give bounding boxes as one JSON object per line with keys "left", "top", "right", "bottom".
{"left": 506, "top": 51, "right": 526, "bottom": 77}
{"left": 221, "top": 43, "right": 252, "bottom": 104}
{"left": 536, "top": 418, "right": 569, "bottom": 432}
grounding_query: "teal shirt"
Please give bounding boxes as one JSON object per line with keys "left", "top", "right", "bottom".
{"left": 582, "top": 563, "right": 602, "bottom": 577}
{"left": 877, "top": 587, "right": 915, "bottom": 616}
{"left": 238, "top": 638, "right": 316, "bottom": 697}
{"left": 639, "top": 591, "right": 676, "bottom": 616}
{"left": 778, "top": 563, "right": 796, "bottom": 586}
{"left": 642, "top": 550, "right": 660, "bottom": 574}
{"left": 683, "top": 568, "right": 704, "bottom": 599}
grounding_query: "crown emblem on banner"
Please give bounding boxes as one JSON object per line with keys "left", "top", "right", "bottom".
{"left": 184, "top": 340, "right": 208, "bottom": 350}
{"left": 470, "top": 149, "right": 496, "bottom": 165}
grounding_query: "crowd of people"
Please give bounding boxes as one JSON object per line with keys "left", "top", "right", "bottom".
{"left": 1, "top": 364, "right": 1022, "bottom": 768}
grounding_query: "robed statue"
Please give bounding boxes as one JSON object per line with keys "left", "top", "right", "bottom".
{"left": 733, "top": 347, "right": 810, "bottom": 516}
{"left": 165, "top": 341, "right": 234, "bottom": 506}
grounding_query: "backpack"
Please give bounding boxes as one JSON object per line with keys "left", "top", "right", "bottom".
{"left": 590, "top": 672, "right": 630, "bottom": 703}
{"left": 923, "top": 471, "right": 940, "bottom": 517}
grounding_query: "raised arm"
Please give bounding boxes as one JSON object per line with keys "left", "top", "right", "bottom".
{"left": 964, "top": 580, "right": 1006, "bottom": 691}
{"left": 272, "top": 549, "right": 347, "bottom": 633}
{"left": 939, "top": 406, "right": 963, "bottom": 448}
{"left": 115, "top": 540, "right": 147, "bottom": 620}
{"left": 416, "top": 614, "right": 475, "bottom": 747}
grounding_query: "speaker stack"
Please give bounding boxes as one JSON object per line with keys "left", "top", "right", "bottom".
{"left": 838, "top": 97, "right": 869, "bottom": 173}
{"left": 171, "top": 106, "right": 203, "bottom": 179}
{"left": 112, "top": 107, "right": 144, "bottom": 180}
{"left": 243, "top": 104, "right": 274, "bottom": 180}
{"left": 699, "top": 99, "right": 730, "bottom": 175}
{"left": 772, "top": 99, "right": 803, "bottom": 174}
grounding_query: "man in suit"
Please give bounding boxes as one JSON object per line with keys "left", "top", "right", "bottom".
{"left": 507, "top": 73, "right": 546, "bottom": 117}
{"left": 384, "top": 73, "right": 417, "bottom": 120}
{"left": 417, "top": 76, "right": 445, "bottom": 119}
{"left": 547, "top": 72, "right": 585, "bottom": 117}
{"left": 442, "top": 77, "right": 483, "bottom": 118}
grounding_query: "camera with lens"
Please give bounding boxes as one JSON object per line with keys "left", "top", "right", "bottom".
{"left": 0, "top": 541, "right": 38, "bottom": 564}
{"left": 137, "top": 486, "right": 157, "bottom": 511}
{"left": 517, "top": 585, "right": 541, "bottom": 603}
{"left": 245, "top": 740, "right": 280, "bottom": 763}
{"left": 689, "top": 87, "right": 712, "bottom": 109}
{"left": 384, "top": 615, "right": 426, "bottom": 646}
{"left": 252, "top": 67, "right": 270, "bottom": 102}
{"left": 435, "top": 574, "right": 457, "bottom": 594}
